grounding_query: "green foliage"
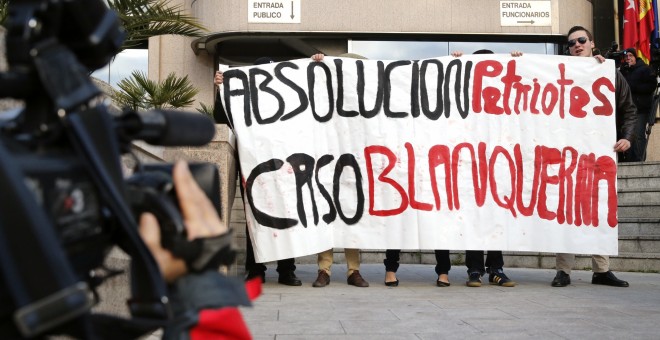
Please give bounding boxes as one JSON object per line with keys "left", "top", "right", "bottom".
{"left": 196, "top": 102, "right": 214, "bottom": 119}
{"left": 111, "top": 70, "right": 199, "bottom": 111}
{"left": 0, "top": 0, "right": 8, "bottom": 26}
{"left": 107, "top": 0, "right": 207, "bottom": 51}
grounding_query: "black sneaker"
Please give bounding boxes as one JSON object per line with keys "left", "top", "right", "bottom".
{"left": 489, "top": 268, "right": 517, "bottom": 287}
{"left": 551, "top": 270, "right": 570, "bottom": 287}
{"left": 466, "top": 272, "right": 482, "bottom": 287}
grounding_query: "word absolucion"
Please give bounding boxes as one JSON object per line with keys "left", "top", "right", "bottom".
{"left": 222, "top": 59, "right": 614, "bottom": 127}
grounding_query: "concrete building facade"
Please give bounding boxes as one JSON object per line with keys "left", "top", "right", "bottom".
{"left": 156, "top": 0, "right": 660, "bottom": 161}
{"left": 150, "top": 0, "right": 593, "bottom": 113}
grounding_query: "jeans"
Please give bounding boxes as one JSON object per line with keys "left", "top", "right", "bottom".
{"left": 465, "top": 250, "right": 504, "bottom": 275}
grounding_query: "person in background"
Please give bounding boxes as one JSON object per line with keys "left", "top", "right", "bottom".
{"left": 214, "top": 57, "right": 302, "bottom": 286}
{"left": 446, "top": 49, "right": 518, "bottom": 288}
{"left": 619, "top": 47, "right": 657, "bottom": 162}
{"left": 308, "top": 52, "right": 370, "bottom": 288}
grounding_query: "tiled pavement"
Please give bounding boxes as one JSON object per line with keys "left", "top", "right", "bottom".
{"left": 241, "top": 264, "right": 660, "bottom": 339}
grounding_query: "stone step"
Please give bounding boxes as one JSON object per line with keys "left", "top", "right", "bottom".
{"left": 617, "top": 175, "right": 660, "bottom": 190}
{"left": 618, "top": 203, "right": 660, "bottom": 218}
{"left": 619, "top": 236, "right": 660, "bottom": 253}
{"left": 617, "top": 188, "right": 660, "bottom": 205}
{"left": 617, "top": 161, "right": 660, "bottom": 177}
{"left": 618, "top": 218, "right": 660, "bottom": 236}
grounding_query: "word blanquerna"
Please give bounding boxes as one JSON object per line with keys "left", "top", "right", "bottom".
{"left": 245, "top": 142, "right": 617, "bottom": 231}
{"left": 221, "top": 58, "right": 615, "bottom": 126}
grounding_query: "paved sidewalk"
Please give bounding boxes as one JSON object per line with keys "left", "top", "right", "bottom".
{"left": 241, "top": 264, "right": 660, "bottom": 339}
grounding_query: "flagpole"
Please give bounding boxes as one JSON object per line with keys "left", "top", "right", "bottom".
{"left": 614, "top": 0, "right": 620, "bottom": 45}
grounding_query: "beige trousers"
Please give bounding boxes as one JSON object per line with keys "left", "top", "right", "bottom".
{"left": 555, "top": 253, "right": 609, "bottom": 274}
{"left": 317, "top": 248, "right": 360, "bottom": 277}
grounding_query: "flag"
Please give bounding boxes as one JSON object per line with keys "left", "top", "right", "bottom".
{"left": 652, "top": 0, "right": 660, "bottom": 49}
{"left": 638, "top": 0, "right": 656, "bottom": 63}
{"left": 623, "top": 0, "right": 639, "bottom": 51}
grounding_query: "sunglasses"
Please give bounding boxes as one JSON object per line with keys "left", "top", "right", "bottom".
{"left": 567, "top": 36, "right": 588, "bottom": 47}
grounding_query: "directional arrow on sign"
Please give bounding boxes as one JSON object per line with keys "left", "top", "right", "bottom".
{"left": 290, "top": 1, "right": 294, "bottom": 19}
{"left": 517, "top": 20, "right": 536, "bottom": 24}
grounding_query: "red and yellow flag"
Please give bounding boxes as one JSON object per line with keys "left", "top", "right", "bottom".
{"left": 638, "top": 0, "right": 656, "bottom": 63}
{"left": 623, "top": 0, "right": 656, "bottom": 64}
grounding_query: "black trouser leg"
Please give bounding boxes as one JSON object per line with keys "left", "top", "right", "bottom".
{"left": 485, "top": 251, "right": 504, "bottom": 271}
{"left": 276, "top": 258, "right": 296, "bottom": 274}
{"left": 434, "top": 250, "right": 451, "bottom": 275}
{"left": 465, "top": 250, "right": 485, "bottom": 275}
{"left": 384, "top": 249, "right": 400, "bottom": 272}
{"left": 245, "top": 225, "right": 267, "bottom": 274}
{"left": 631, "top": 110, "right": 650, "bottom": 161}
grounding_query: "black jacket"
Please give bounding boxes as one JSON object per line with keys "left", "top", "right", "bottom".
{"left": 620, "top": 59, "right": 657, "bottom": 111}
{"left": 213, "top": 89, "right": 232, "bottom": 126}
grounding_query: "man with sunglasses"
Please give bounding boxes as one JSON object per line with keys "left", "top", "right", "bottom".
{"left": 550, "top": 26, "right": 637, "bottom": 288}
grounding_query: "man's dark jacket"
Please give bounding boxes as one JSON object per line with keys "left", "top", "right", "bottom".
{"left": 614, "top": 70, "right": 639, "bottom": 142}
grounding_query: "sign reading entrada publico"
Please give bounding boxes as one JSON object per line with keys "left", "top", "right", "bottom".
{"left": 500, "top": 0, "right": 552, "bottom": 26}
{"left": 248, "top": 0, "right": 301, "bottom": 24}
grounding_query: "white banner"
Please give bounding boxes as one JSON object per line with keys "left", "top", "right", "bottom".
{"left": 219, "top": 54, "right": 619, "bottom": 262}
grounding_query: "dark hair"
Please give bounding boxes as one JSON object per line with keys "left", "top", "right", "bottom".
{"left": 254, "top": 57, "right": 275, "bottom": 65}
{"left": 473, "top": 49, "right": 494, "bottom": 55}
{"left": 567, "top": 26, "right": 593, "bottom": 41}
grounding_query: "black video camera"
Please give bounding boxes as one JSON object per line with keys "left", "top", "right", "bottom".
{"left": 0, "top": 0, "right": 227, "bottom": 338}
{"left": 604, "top": 41, "right": 626, "bottom": 68}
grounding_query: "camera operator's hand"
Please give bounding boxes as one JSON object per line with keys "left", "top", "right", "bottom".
{"left": 139, "top": 161, "right": 228, "bottom": 282}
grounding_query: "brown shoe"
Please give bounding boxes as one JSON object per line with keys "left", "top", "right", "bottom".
{"left": 347, "top": 270, "right": 369, "bottom": 287}
{"left": 313, "top": 270, "right": 330, "bottom": 287}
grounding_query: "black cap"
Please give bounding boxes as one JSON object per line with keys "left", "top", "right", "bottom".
{"left": 473, "top": 49, "right": 494, "bottom": 54}
{"left": 254, "top": 57, "right": 275, "bottom": 65}
{"left": 625, "top": 48, "right": 637, "bottom": 56}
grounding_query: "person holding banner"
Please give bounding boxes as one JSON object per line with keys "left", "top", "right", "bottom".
{"left": 446, "top": 49, "right": 518, "bottom": 288}
{"left": 213, "top": 58, "right": 302, "bottom": 287}
{"left": 309, "top": 53, "right": 370, "bottom": 288}
{"left": 548, "top": 25, "right": 637, "bottom": 288}
{"left": 619, "top": 47, "right": 657, "bottom": 162}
